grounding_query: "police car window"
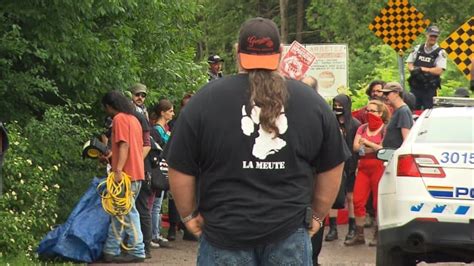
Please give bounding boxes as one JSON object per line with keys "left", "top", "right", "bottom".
{"left": 415, "top": 117, "right": 474, "bottom": 143}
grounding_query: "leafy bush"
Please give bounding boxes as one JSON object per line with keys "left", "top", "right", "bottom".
{"left": 24, "top": 104, "right": 103, "bottom": 222}
{"left": 0, "top": 105, "right": 104, "bottom": 260}
{"left": 0, "top": 122, "right": 61, "bottom": 260}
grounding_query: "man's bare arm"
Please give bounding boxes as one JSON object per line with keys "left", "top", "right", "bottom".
{"left": 312, "top": 162, "right": 345, "bottom": 220}
{"left": 168, "top": 167, "right": 197, "bottom": 218}
{"left": 168, "top": 167, "right": 203, "bottom": 236}
{"left": 421, "top": 66, "right": 444, "bottom": 76}
{"left": 114, "top": 141, "right": 129, "bottom": 182}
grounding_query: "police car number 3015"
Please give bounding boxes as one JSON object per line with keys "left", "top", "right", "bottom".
{"left": 440, "top": 152, "right": 474, "bottom": 164}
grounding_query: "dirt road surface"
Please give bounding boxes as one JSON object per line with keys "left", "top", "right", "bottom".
{"left": 91, "top": 225, "right": 467, "bottom": 266}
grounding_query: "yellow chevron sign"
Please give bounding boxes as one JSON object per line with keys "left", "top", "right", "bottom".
{"left": 440, "top": 17, "right": 474, "bottom": 80}
{"left": 369, "top": 0, "right": 430, "bottom": 55}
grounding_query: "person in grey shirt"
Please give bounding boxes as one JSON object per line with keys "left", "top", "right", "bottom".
{"left": 381, "top": 82, "right": 414, "bottom": 149}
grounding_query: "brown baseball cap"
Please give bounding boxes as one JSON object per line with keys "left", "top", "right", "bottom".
{"left": 238, "top": 17, "right": 281, "bottom": 70}
{"left": 130, "top": 83, "right": 147, "bottom": 95}
{"left": 381, "top": 81, "right": 404, "bottom": 93}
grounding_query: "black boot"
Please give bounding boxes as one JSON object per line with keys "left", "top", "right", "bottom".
{"left": 345, "top": 217, "right": 356, "bottom": 241}
{"left": 344, "top": 226, "right": 365, "bottom": 246}
{"left": 324, "top": 217, "right": 338, "bottom": 241}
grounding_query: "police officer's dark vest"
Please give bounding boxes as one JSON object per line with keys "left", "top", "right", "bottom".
{"left": 412, "top": 44, "right": 442, "bottom": 89}
{"left": 414, "top": 44, "right": 441, "bottom": 68}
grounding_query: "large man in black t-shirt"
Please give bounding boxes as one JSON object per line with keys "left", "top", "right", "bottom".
{"left": 165, "top": 17, "right": 349, "bottom": 265}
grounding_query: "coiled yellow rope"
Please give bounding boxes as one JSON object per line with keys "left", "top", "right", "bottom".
{"left": 98, "top": 171, "right": 137, "bottom": 250}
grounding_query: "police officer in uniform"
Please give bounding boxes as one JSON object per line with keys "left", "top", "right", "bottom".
{"left": 207, "top": 54, "right": 224, "bottom": 81}
{"left": 406, "top": 25, "right": 447, "bottom": 109}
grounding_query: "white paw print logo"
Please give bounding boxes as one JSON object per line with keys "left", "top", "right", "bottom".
{"left": 241, "top": 104, "right": 288, "bottom": 160}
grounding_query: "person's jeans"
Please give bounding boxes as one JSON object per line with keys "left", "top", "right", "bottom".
{"left": 151, "top": 190, "right": 165, "bottom": 239}
{"left": 103, "top": 181, "right": 145, "bottom": 258}
{"left": 135, "top": 180, "right": 153, "bottom": 253}
{"left": 197, "top": 227, "right": 313, "bottom": 266}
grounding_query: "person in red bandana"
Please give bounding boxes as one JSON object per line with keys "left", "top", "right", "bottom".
{"left": 345, "top": 99, "right": 390, "bottom": 247}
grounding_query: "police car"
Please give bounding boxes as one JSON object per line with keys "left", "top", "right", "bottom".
{"left": 376, "top": 97, "right": 474, "bottom": 265}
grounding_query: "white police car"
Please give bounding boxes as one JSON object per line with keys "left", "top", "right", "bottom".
{"left": 376, "top": 97, "right": 474, "bottom": 265}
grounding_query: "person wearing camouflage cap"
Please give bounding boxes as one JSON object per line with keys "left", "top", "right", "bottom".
{"left": 130, "top": 83, "right": 149, "bottom": 121}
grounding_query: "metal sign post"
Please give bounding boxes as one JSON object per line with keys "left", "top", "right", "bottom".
{"left": 398, "top": 55, "right": 406, "bottom": 89}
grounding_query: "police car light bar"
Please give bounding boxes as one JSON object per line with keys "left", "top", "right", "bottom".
{"left": 433, "top": 97, "right": 474, "bottom": 107}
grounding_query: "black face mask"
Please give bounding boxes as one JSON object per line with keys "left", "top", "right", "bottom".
{"left": 333, "top": 106, "right": 344, "bottom": 116}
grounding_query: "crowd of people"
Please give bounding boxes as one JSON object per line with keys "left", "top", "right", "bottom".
{"left": 94, "top": 17, "right": 473, "bottom": 265}
{"left": 98, "top": 85, "right": 196, "bottom": 263}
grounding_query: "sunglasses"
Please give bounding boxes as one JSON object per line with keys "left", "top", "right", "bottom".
{"left": 134, "top": 92, "right": 147, "bottom": 98}
{"left": 382, "top": 90, "right": 395, "bottom": 96}
{"left": 366, "top": 109, "right": 380, "bottom": 113}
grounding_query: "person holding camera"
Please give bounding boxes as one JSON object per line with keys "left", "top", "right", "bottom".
{"left": 406, "top": 25, "right": 447, "bottom": 110}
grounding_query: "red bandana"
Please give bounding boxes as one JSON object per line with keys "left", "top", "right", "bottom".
{"left": 367, "top": 112, "right": 384, "bottom": 131}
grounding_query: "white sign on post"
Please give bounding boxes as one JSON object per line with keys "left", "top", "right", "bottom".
{"left": 282, "top": 44, "right": 348, "bottom": 98}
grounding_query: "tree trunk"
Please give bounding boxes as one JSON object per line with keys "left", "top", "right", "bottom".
{"left": 279, "top": 0, "right": 288, "bottom": 44}
{"left": 295, "top": 0, "right": 304, "bottom": 42}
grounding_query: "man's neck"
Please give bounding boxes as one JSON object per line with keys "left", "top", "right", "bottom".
{"left": 425, "top": 41, "right": 436, "bottom": 50}
{"left": 393, "top": 99, "right": 405, "bottom": 110}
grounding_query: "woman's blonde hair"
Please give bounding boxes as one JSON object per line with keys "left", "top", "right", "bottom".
{"left": 249, "top": 70, "right": 288, "bottom": 135}
{"left": 367, "top": 99, "right": 391, "bottom": 123}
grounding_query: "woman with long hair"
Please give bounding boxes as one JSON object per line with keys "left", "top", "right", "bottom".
{"left": 149, "top": 99, "right": 174, "bottom": 249}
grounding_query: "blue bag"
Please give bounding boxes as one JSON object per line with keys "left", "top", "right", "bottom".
{"left": 37, "top": 177, "right": 110, "bottom": 263}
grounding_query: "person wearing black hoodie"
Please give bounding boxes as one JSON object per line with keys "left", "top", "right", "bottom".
{"left": 324, "top": 94, "right": 361, "bottom": 243}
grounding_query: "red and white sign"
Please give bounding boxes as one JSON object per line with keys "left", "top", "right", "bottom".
{"left": 279, "top": 41, "right": 316, "bottom": 80}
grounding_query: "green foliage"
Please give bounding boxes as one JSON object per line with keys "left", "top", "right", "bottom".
{"left": 0, "top": 105, "right": 105, "bottom": 259}
{"left": 0, "top": 122, "right": 61, "bottom": 260}
{"left": 24, "top": 105, "right": 102, "bottom": 222}
{"left": 306, "top": 0, "right": 472, "bottom": 93}
{"left": 0, "top": 0, "right": 207, "bottom": 122}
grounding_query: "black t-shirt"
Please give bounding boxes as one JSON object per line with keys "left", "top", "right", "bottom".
{"left": 164, "top": 74, "right": 349, "bottom": 249}
{"left": 382, "top": 105, "right": 414, "bottom": 149}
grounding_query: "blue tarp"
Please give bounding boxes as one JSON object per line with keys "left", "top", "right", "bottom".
{"left": 37, "top": 177, "right": 110, "bottom": 263}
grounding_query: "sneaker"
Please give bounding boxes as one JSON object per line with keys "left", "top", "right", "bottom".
{"left": 151, "top": 237, "right": 172, "bottom": 248}
{"left": 120, "top": 253, "right": 145, "bottom": 263}
{"left": 103, "top": 253, "right": 121, "bottom": 263}
{"left": 157, "top": 235, "right": 169, "bottom": 242}
{"left": 103, "top": 253, "right": 145, "bottom": 263}
{"left": 158, "top": 236, "right": 172, "bottom": 248}
{"left": 150, "top": 240, "right": 160, "bottom": 249}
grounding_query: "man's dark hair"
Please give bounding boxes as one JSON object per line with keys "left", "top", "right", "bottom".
{"left": 181, "top": 92, "right": 194, "bottom": 107}
{"left": 101, "top": 90, "right": 136, "bottom": 115}
{"left": 366, "top": 80, "right": 386, "bottom": 97}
